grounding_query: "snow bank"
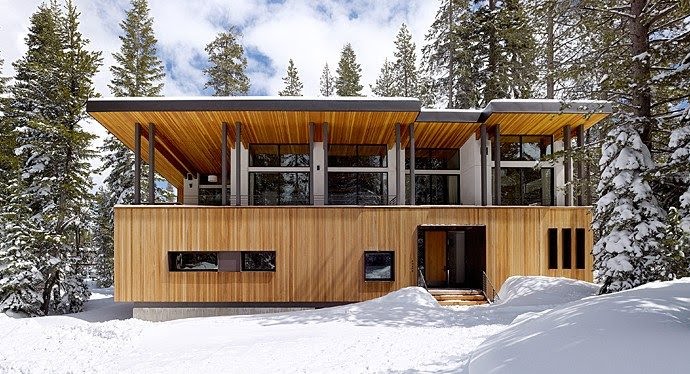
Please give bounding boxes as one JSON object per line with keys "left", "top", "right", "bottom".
{"left": 469, "top": 278, "right": 690, "bottom": 374}
{"left": 495, "top": 275, "right": 600, "bottom": 307}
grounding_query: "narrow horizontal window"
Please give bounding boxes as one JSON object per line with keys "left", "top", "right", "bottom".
{"left": 241, "top": 251, "right": 277, "bottom": 272}
{"left": 548, "top": 228, "right": 558, "bottom": 269}
{"left": 364, "top": 251, "right": 395, "bottom": 281}
{"left": 169, "top": 252, "right": 218, "bottom": 272}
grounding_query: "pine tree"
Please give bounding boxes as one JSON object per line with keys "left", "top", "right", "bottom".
{"left": 108, "top": 0, "right": 164, "bottom": 97}
{"left": 593, "top": 123, "right": 669, "bottom": 294}
{"left": 319, "top": 63, "right": 334, "bottom": 97}
{"left": 669, "top": 108, "right": 690, "bottom": 233}
{"left": 278, "top": 59, "right": 303, "bottom": 96}
{"left": 90, "top": 188, "right": 114, "bottom": 287}
{"left": 392, "top": 23, "right": 419, "bottom": 98}
{"left": 371, "top": 59, "right": 397, "bottom": 97}
{"left": 660, "top": 207, "right": 690, "bottom": 278}
{"left": 204, "top": 27, "right": 250, "bottom": 96}
{"left": 6, "top": 0, "right": 100, "bottom": 315}
{"left": 335, "top": 43, "right": 363, "bottom": 96}
{"left": 0, "top": 53, "right": 13, "bottom": 175}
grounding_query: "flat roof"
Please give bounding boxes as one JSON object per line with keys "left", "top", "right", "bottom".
{"left": 415, "top": 109, "right": 483, "bottom": 123}
{"left": 87, "top": 96, "right": 422, "bottom": 113}
{"left": 481, "top": 99, "right": 612, "bottom": 118}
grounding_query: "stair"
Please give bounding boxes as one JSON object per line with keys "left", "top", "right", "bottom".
{"left": 428, "top": 289, "right": 488, "bottom": 306}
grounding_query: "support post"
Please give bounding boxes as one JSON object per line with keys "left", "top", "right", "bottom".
{"left": 309, "top": 122, "right": 315, "bottom": 205}
{"left": 134, "top": 123, "right": 141, "bottom": 204}
{"left": 395, "top": 123, "right": 402, "bottom": 205}
{"left": 409, "top": 123, "right": 416, "bottom": 205}
{"left": 564, "top": 125, "right": 572, "bottom": 206}
{"left": 235, "top": 122, "right": 242, "bottom": 206}
{"left": 148, "top": 123, "right": 155, "bottom": 204}
{"left": 493, "top": 124, "right": 501, "bottom": 205}
{"left": 323, "top": 122, "right": 329, "bottom": 205}
{"left": 221, "top": 122, "right": 228, "bottom": 206}
{"left": 576, "top": 125, "right": 585, "bottom": 206}
{"left": 480, "top": 123, "right": 488, "bottom": 206}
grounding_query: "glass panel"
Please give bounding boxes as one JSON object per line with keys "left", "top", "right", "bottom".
{"left": 328, "top": 172, "right": 387, "bottom": 205}
{"left": 522, "top": 136, "right": 552, "bottom": 161}
{"left": 250, "top": 172, "right": 310, "bottom": 205}
{"left": 249, "top": 144, "right": 279, "bottom": 167}
{"left": 280, "top": 144, "right": 309, "bottom": 167}
{"left": 412, "top": 149, "right": 460, "bottom": 170}
{"left": 500, "top": 136, "right": 521, "bottom": 161}
{"left": 364, "top": 252, "right": 394, "bottom": 281}
{"left": 548, "top": 229, "right": 558, "bottom": 269}
{"left": 500, "top": 168, "right": 521, "bottom": 205}
{"left": 328, "top": 145, "right": 358, "bottom": 167}
{"left": 241, "top": 251, "right": 276, "bottom": 272}
{"left": 169, "top": 252, "right": 218, "bottom": 271}
{"left": 198, "top": 188, "right": 222, "bottom": 206}
{"left": 357, "top": 145, "right": 387, "bottom": 167}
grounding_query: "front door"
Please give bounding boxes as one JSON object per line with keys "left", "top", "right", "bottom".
{"left": 425, "top": 231, "right": 447, "bottom": 287}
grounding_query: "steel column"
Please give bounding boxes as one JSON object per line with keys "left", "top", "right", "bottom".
{"left": 134, "top": 123, "right": 141, "bottom": 204}
{"left": 309, "top": 122, "right": 315, "bottom": 205}
{"left": 148, "top": 123, "right": 155, "bottom": 204}
{"left": 576, "top": 125, "right": 585, "bottom": 206}
{"left": 409, "top": 123, "right": 416, "bottom": 205}
{"left": 235, "top": 122, "right": 242, "bottom": 206}
{"left": 564, "top": 125, "right": 572, "bottom": 206}
{"left": 493, "top": 124, "right": 501, "bottom": 205}
{"left": 323, "top": 122, "right": 329, "bottom": 205}
{"left": 480, "top": 123, "right": 488, "bottom": 206}
{"left": 395, "top": 123, "right": 402, "bottom": 205}
{"left": 221, "top": 122, "right": 228, "bottom": 205}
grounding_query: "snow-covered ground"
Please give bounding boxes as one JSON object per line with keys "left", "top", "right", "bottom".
{"left": 0, "top": 276, "right": 688, "bottom": 373}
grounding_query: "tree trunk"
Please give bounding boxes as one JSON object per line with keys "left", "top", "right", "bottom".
{"left": 630, "top": 0, "right": 652, "bottom": 150}
{"left": 545, "top": 1, "right": 555, "bottom": 99}
{"left": 485, "top": 0, "right": 498, "bottom": 103}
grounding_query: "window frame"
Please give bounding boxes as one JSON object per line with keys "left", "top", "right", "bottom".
{"left": 363, "top": 251, "right": 395, "bottom": 281}
{"left": 249, "top": 143, "right": 310, "bottom": 168}
{"left": 327, "top": 144, "right": 388, "bottom": 168}
{"left": 241, "top": 251, "right": 277, "bottom": 272}
{"left": 499, "top": 134, "right": 554, "bottom": 162}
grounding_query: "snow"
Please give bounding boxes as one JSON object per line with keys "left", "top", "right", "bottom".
{"left": 1, "top": 276, "right": 688, "bottom": 373}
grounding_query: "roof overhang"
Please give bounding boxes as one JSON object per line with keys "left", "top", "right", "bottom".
{"left": 412, "top": 109, "right": 483, "bottom": 148}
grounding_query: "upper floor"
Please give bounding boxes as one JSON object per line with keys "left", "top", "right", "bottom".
{"left": 86, "top": 97, "right": 611, "bottom": 207}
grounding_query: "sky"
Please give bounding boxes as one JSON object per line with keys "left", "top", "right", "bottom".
{"left": 0, "top": 0, "right": 438, "bottom": 97}
{"left": 0, "top": 0, "right": 440, "bottom": 187}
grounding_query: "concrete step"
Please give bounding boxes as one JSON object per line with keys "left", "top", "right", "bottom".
{"left": 434, "top": 294, "right": 487, "bottom": 302}
{"left": 427, "top": 289, "right": 483, "bottom": 296}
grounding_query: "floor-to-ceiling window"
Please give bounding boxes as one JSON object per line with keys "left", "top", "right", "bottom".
{"left": 405, "top": 148, "right": 461, "bottom": 205}
{"left": 495, "top": 135, "right": 554, "bottom": 206}
{"left": 328, "top": 144, "right": 389, "bottom": 205}
{"left": 249, "top": 144, "right": 310, "bottom": 205}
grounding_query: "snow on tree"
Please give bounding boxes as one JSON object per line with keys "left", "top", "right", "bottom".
{"left": 392, "top": 23, "right": 419, "bottom": 98}
{"left": 319, "top": 63, "right": 334, "bottom": 97}
{"left": 660, "top": 207, "right": 690, "bottom": 279}
{"left": 7, "top": 1, "right": 100, "bottom": 315}
{"left": 593, "top": 123, "right": 670, "bottom": 294}
{"left": 278, "top": 59, "right": 303, "bottom": 96}
{"left": 371, "top": 58, "right": 396, "bottom": 97}
{"left": 335, "top": 43, "right": 363, "bottom": 96}
{"left": 204, "top": 27, "right": 250, "bottom": 96}
{"left": 90, "top": 188, "right": 114, "bottom": 287}
{"left": 669, "top": 108, "right": 690, "bottom": 232}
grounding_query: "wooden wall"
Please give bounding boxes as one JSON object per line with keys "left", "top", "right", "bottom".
{"left": 114, "top": 206, "right": 593, "bottom": 303}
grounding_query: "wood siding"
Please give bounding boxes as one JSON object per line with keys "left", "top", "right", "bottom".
{"left": 114, "top": 205, "right": 594, "bottom": 303}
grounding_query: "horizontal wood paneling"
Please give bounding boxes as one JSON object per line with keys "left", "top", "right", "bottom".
{"left": 114, "top": 206, "right": 594, "bottom": 303}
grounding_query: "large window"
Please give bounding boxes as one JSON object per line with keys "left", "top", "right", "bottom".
{"left": 168, "top": 251, "right": 276, "bottom": 272}
{"left": 500, "top": 135, "right": 553, "bottom": 161}
{"left": 328, "top": 144, "right": 387, "bottom": 167}
{"left": 405, "top": 174, "right": 460, "bottom": 205}
{"left": 497, "top": 167, "right": 554, "bottom": 206}
{"left": 250, "top": 172, "right": 310, "bottom": 205}
{"left": 328, "top": 172, "right": 388, "bottom": 205}
{"left": 364, "top": 251, "right": 395, "bottom": 281}
{"left": 406, "top": 148, "right": 459, "bottom": 170}
{"left": 249, "top": 144, "right": 309, "bottom": 167}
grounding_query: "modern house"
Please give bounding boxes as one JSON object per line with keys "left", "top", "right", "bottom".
{"left": 86, "top": 97, "right": 611, "bottom": 318}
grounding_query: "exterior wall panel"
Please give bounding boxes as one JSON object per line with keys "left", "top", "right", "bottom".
{"left": 114, "top": 205, "right": 594, "bottom": 303}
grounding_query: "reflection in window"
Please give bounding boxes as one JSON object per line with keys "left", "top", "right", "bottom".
{"left": 198, "top": 188, "right": 223, "bottom": 206}
{"left": 169, "top": 252, "right": 218, "bottom": 271}
{"left": 241, "top": 251, "right": 277, "bottom": 272}
{"left": 249, "top": 144, "right": 309, "bottom": 167}
{"left": 497, "top": 167, "right": 553, "bottom": 206}
{"left": 406, "top": 148, "right": 460, "bottom": 170}
{"left": 364, "top": 251, "right": 395, "bottom": 281}
{"left": 499, "top": 135, "right": 552, "bottom": 161}
{"left": 328, "top": 172, "right": 388, "bottom": 205}
{"left": 405, "top": 174, "right": 460, "bottom": 205}
{"left": 250, "top": 172, "right": 310, "bottom": 205}
{"left": 328, "top": 144, "right": 387, "bottom": 167}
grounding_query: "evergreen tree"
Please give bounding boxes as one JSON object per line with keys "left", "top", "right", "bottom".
{"left": 335, "top": 43, "right": 363, "bottom": 96}
{"left": 90, "top": 188, "right": 114, "bottom": 287}
{"left": 669, "top": 108, "right": 690, "bottom": 232}
{"left": 592, "top": 123, "right": 669, "bottom": 294}
{"left": 0, "top": 53, "right": 13, "bottom": 175}
{"left": 371, "top": 59, "right": 397, "bottom": 97}
{"left": 6, "top": 0, "right": 100, "bottom": 315}
{"left": 660, "top": 207, "right": 690, "bottom": 278}
{"left": 319, "top": 63, "right": 334, "bottom": 97}
{"left": 108, "top": 0, "right": 164, "bottom": 97}
{"left": 204, "top": 27, "right": 250, "bottom": 96}
{"left": 392, "top": 23, "right": 419, "bottom": 98}
{"left": 278, "top": 59, "right": 303, "bottom": 96}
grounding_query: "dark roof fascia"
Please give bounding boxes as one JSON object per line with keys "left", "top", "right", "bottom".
{"left": 416, "top": 109, "right": 483, "bottom": 123}
{"left": 86, "top": 97, "right": 422, "bottom": 113}
{"left": 479, "top": 99, "right": 613, "bottom": 121}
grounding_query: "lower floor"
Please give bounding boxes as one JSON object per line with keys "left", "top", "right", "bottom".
{"left": 113, "top": 205, "right": 593, "bottom": 303}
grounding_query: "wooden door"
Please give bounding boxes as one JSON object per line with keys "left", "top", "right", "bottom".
{"left": 425, "top": 231, "right": 447, "bottom": 286}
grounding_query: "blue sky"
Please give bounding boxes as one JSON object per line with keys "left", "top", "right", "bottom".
{"left": 0, "top": 0, "right": 438, "bottom": 97}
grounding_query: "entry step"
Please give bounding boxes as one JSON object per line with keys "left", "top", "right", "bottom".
{"left": 427, "top": 288, "right": 488, "bottom": 306}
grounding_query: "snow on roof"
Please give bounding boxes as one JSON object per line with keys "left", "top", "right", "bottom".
{"left": 416, "top": 109, "right": 484, "bottom": 123}
{"left": 483, "top": 98, "right": 613, "bottom": 115}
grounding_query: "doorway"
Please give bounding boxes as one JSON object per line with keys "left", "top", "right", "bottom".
{"left": 418, "top": 226, "right": 486, "bottom": 289}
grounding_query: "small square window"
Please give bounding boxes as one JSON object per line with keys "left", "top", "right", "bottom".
{"left": 364, "top": 251, "right": 395, "bottom": 281}
{"left": 241, "top": 251, "right": 277, "bottom": 272}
